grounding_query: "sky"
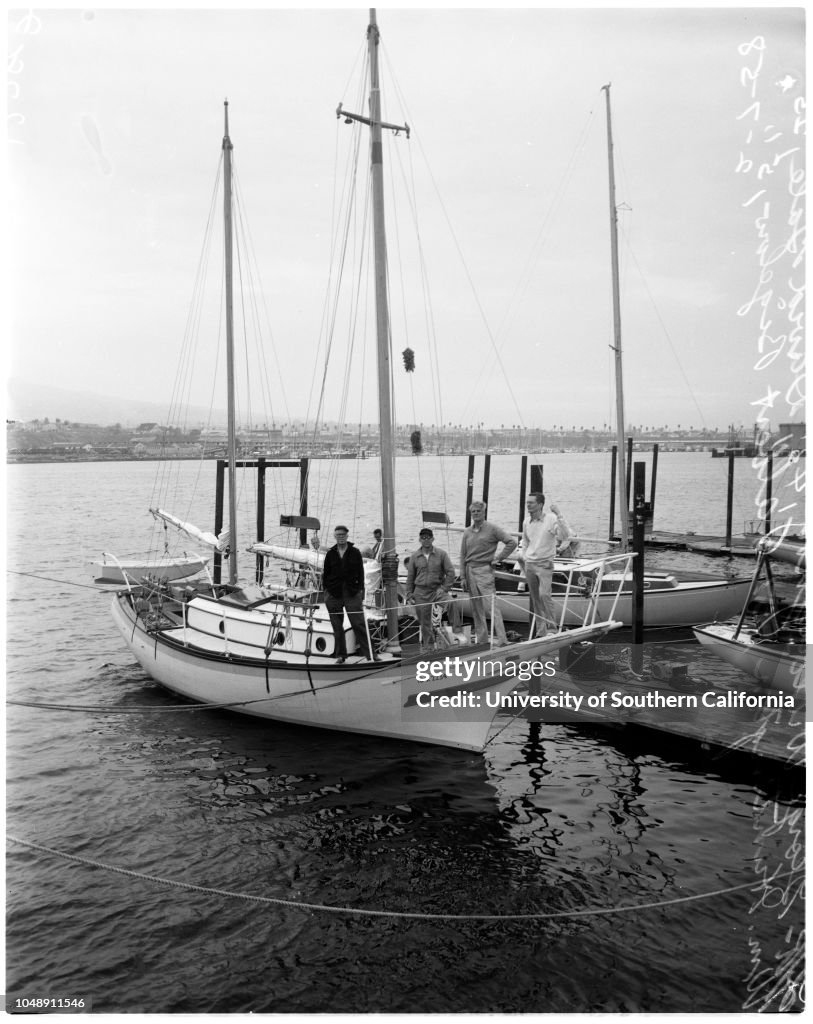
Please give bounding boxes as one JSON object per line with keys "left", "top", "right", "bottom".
{"left": 7, "top": 4, "right": 805, "bottom": 435}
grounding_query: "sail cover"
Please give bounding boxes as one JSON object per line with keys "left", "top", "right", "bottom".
{"left": 251, "top": 544, "right": 382, "bottom": 592}
{"left": 151, "top": 508, "right": 229, "bottom": 551}
{"left": 251, "top": 543, "right": 325, "bottom": 568}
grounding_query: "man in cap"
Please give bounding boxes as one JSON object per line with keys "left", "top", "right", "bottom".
{"left": 405, "top": 527, "right": 455, "bottom": 652}
{"left": 458, "top": 500, "right": 517, "bottom": 646}
{"left": 322, "top": 524, "right": 375, "bottom": 662}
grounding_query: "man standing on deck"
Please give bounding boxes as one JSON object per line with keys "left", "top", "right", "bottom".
{"left": 518, "top": 493, "right": 567, "bottom": 638}
{"left": 458, "top": 501, "right": 517, "bottom": 647}
{"left": 323, "top": 525, "right": 375, "bottom": 662}
{"left": 405, "top": 528, "right": 455, "bottom": 652}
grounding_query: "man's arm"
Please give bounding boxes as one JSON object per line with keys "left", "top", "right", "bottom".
{"left": 405, "top": 554, "right": 416, "bottom": 599}
{"left": 458, "top": 533, "right": 468, "bottom": 584}
{"left": 351, "top": 547, "right": 365, "bottom": 592}
{"left": 548, "top": 507, "right": 567, "bottom": 549}
{"left": 495, "top": 525, "right": 517, "bottom": 561}
{"left": 441, "top": 551, "right": 455, "bottom": 591}
{"left": 518, "top": 520, "right": 529, "bottom": 561}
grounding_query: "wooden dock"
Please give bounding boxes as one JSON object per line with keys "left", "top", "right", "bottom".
{"left": 612, "top": 530, "right": 758, "bottom": 556}
{"left": 525, "top": 652, "right": 805, "bottom": 766}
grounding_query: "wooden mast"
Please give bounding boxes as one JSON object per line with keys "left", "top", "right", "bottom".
{"left": 339, "top": 10, "right": 410, "bottom": 648}
{"left": 366, "top": 9, "right": 400, "bottom": 646}
{"left": 223, "top": 100, "right": 238, "bottom": 585}
{"left": 602, "top": 84, "right": 629, "bottom": 551}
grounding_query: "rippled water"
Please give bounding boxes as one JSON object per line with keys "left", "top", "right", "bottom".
{"left": 6, "top": 456, "right": 805, "bottom": 1014}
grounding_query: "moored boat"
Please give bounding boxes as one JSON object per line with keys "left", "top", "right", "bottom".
{"left": 92, "top": 552, "right": 209, "bottom": 584}
{"left": 451, "top": 84, "right": 751, "bottom": 631}
{"left": 458, "top": 563, "right": 752, "bottom": 629}
{"left": 693, "top": 536, "right": 805, "bottom": 690}
{"left": 109, "top": 10, "right": 632, "bottom": 751}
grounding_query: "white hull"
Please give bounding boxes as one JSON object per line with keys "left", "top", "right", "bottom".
{"left": 93, "top": 554, "right": 209, "bottom": 584}
{"left": 454, "top": 571, "right": 752, "bottom": 629}
{"left": 111, "top": 591, "right": 621, "bottom": 751}
{"left": 693, "top": 623, "right": 805, "bottom": 690}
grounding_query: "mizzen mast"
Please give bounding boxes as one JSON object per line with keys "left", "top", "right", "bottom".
{"left": 223, "top": 100, "right": 238, "bottom": 584}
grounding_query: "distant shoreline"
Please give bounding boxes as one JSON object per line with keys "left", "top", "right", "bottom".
{"left": 9, "top": 449, "right": 802, "bottom": 466}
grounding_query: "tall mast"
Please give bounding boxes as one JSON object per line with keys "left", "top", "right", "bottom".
{"left": 367, "top": 10, "right": 399, "bottom": 644}
{"left": 602, "top": 84, "right": 629, "bottom": 552}
{"left": 223, "top": 100, "right": 238, "bottom": 584}
{"left": 339, "top": 9, "right": 410, "bottom": 647}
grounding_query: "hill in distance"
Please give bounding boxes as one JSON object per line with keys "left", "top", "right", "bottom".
{"left": 6, "top": 377, "right": 225, "bottom": 428}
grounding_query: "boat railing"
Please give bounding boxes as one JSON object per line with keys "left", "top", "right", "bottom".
{"left": 472, "top": 550, "right": 637, "bottom": 633}
{"left": 102, "top": 551, "right": 135, "bottom": 596}
{"left": 164, "top": 551, "right": 641, "bottom": 660}
{"left": 494, "top": 552, "right": 632, "bottom": 628}
{"left": 560, "top": 550, "right": 636, "bottom": 627}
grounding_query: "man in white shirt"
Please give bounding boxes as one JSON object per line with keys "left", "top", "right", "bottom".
{"left": 518, "top": 492, "right": 566, "bottom": 638}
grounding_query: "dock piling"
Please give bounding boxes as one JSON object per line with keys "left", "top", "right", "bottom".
{"left": 725, "top": 451, "right": 735, "bottom": 547}
{"left": 632, "top": 462, "right": 646, "bottom": 672}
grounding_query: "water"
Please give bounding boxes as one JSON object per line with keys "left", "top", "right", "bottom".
{"left": 6, "top": 455, "right": 805, "bottom": 1014}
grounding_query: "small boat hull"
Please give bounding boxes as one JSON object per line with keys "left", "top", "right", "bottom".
{"left": 693, "top": 623, "right": 805, "bottom": 691}
{"left": 453, "top": 571, "right": 752, "bottom": 629}
{"left": 111, "top": 591, "right": 621, "bottom": 751}
{"left": 93, "top": 554, "right": 209, "bottom": 584}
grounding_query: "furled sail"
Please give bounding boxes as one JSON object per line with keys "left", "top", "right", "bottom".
{"left": 250, "top": 543, "right": 382, "bottom": 593}
{"left": 250, "top": 543, "right": 325, "bottom": 568}
{"left": 151, "top": 508, "right": 229, "bottom": 551}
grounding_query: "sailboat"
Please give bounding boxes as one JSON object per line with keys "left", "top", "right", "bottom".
{"left": 92, "top": 551, "right": 209, "bottom": 586}
{"left": 109, "top": 10, "right": 632, "bottom": 751}
{"left": 454, "top": 84, "right": 751, "bottom": 630}
{"left": 693, "top": 535, "right": 805, "bottom": 689}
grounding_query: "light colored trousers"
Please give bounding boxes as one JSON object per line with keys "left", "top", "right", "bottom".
{"left": 412, "top": 586, "right": 451, "bottom": 647}
{"left": 523, "top": 558, "right": 557, "bottom": 636}
{"left": 464, "top": 564, "right": 507, "bottom": 644}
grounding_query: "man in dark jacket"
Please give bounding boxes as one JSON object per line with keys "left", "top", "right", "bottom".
{"left": 405, "top": 527, "right": 455, "bottom": 652}
{"left": 322, "top": 525, "right": 375, "bottom": 661}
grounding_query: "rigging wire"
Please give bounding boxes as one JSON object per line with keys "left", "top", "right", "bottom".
{"left": 303, "top": 69, "right": 372, "bottom": 530}
{"left": 148, "top": 152, "right": 225, "bottom": 555}
{"left": 466, "top": 106, "right": 601, "bottom": 428}
{"left": 380, "top": 43, "right": 526, "bottom": 433}
{"left": 378, "top": 47, "right": 461, "bottom": 530}
{"left": 618, "top": 223, "right": 709, "bottom": 431}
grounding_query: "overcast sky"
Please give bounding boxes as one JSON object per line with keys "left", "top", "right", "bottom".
{"left": 8, "top": 4, "right": 804, "bottom": 434}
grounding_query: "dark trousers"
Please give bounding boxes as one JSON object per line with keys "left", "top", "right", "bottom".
{"left": 325, "top": 588, "right": 372, "bottom": 658}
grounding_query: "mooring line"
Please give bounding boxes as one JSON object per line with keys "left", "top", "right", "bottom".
{"left": 6, "top": 698, "right": 273, "bottom": 714}
{"left": 7, "top": 835, "right": 796, "bottom": 922}
{"left": 7, "top": 569, "right": 110, "bottom": 591}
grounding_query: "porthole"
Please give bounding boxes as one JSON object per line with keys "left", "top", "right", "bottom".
{"left": 315, "top": 637, "right": 327, "bottom": 652}
{"left": 218, "top": 621, "right": 225, "bottom": 634}
{"left": 275, "top": 631, "right": 286, "bottom": 645}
